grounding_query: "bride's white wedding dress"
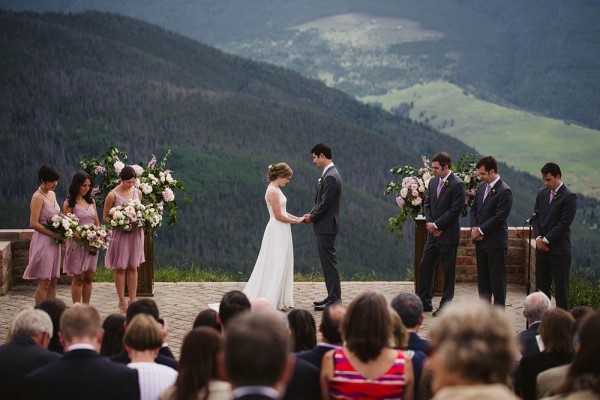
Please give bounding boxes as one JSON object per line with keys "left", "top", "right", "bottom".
{"left": 243, "top": 183, "right": 294, "bottom": 310}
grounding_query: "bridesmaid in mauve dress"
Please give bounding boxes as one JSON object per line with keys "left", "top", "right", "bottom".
{"left": 103, "top": 166, "right": 145, "bottom": 314}
{"left": 22, "top": 165, "right": 63, "bottom": 305}
{"left": 63, "top": 172, "right": 100, "bottom": 304}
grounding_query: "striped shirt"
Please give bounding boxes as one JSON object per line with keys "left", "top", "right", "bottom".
{"left": 128, "top": 361, "right": 178, "bottom": 400}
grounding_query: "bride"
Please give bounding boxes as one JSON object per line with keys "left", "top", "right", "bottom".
{"left": 243, "top": 163, "right": 303, "bottom": 310}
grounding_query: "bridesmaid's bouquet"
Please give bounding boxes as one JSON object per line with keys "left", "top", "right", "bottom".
{"left": 76, "top": 224, "right": 110, "bottom": 255}
{"left": 45, "top": 213, "right": 79, "bottom": 245}
{"left": 107, "top": 199, "right": 146, "bottom": 233}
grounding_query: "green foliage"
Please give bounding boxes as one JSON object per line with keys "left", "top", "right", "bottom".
{"left": 569, "top": 267, "right": 600, "bottom": 310}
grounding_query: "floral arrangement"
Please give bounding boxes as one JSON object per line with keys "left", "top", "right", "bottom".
{"left": 384, "top": 154, "right": 480, "bottom": 239}
{"left": 76, "top": 224, "right": 110, "bottom": 255}
{"left": 45, "top": 213, "right": 79, "bottom": 244}
{"left": 80, "top": 147, "right": 190, "bottom": 234}
{"left": 107, "top": 199, "right": 146, "bottom": 232}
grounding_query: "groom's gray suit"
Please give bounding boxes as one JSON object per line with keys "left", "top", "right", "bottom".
{"left": 310, "top": 164, "right": 342, "bottom": 302}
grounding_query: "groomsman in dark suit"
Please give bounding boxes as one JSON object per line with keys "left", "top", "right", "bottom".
{"left": 418, "top": 152, "right": 466, "bottom": 316}
{"left": 303, "top": 143, "right": 343, "bottom": 311}
{"left": 470, "top": 156, "right": 513, "bottom": 307}
{"left": 532, "top": 162, "right": 577, "bottom": 309}
{"left": 23, "top": 304, "right": 139, "bottom": 400}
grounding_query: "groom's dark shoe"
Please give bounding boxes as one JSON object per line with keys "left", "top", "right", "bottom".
{"left": 314, "top": 301, "right": 337, "bottom": 311}
{"left": 313, "top": 298, "right": 329, "bottom": 306}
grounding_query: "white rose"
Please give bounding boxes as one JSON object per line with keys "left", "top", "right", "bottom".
{"left": 400, "top": 187, "right": 408, "bottom": 198}
{"left": 464, "top": 175, "right": 471, "bottom": 183}
{"left": 114, "top": 161, "right": 125, "bottom": 174}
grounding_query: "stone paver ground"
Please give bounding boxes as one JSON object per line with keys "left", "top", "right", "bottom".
{"left": 1, "top": 282, "right": 528, "bottom": 359}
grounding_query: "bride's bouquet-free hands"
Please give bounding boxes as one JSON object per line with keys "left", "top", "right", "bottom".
{"left": 107, "top": 199, "right": 146, "bottom": 233}
{"left": 45, "top": 213, "right": 79, "bottom": 245}
{"left": 76, "top": 224, "right": 110, "bottom": 255}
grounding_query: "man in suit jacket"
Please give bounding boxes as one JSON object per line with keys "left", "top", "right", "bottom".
{"left": 470, "top": 156, "right": 513, "bottom": 307}
{"left": 418, "top": 152, "right": 466, "bottom": 316}
{"left": 532, "top": 162, "right": 577, "bottom": 309}
{"left": 226, "top": 311, "right": 295, "bottom": 400}
{"left": 303, "top": 143, "right": 343, "bottom": 311}
{"left": 518, "top": 291, "right": 551, "bottom": 358}
{"left": 296, "top": 302, "right": 346, "bottom": 369}
{"left": 0, "top": 309, "right": 61, "bottom": 399}
{"left": 23, "top": 304, "right": 139, "bottom": 400}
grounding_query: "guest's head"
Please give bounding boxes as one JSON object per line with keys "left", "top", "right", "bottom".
{"left": 540, "top": 308, "right": 575, "bottom": 354}
{"left": 287, "top": 309, "right": 317, "bottom": 352}
{"left": 11, "top": 309, "right": 53, "bottom": 348}
{"left": 571, "top": 306, "right": 593, "bottom": 335}
{"left": 38, "top": 164, "right": 60, "bottom": 184}
{"left": 59, "top": 304, "right": 102, "bottom": 349}
{"left": 192, "top": 308, "right": 222, "bottom": 333}
{"left": 390, "top": 309, "right": 409, "bottom": 350}
{"left": 100, "top": 313, "right": 126, "bottom": 356}
{"left": 123, "top": 314, "right": 162, "bottom": 352}
{"left": 126, "top": 298, "right": 161, "bottom": 324}
{"left": 250, "top": 297, "right": 274, "bottom": 312}
{"left": 320, "top": 302, "right": 346, "bottom": 345}
{"left": 67, "top": 172, "right": 93, "bottom": 207}
{"left": 342, "top": 291, "right": 392, "bottom": 363}
{"left": 267, "top": 163, "right": 293, "bottom": 182}
{"left": 174, "top": 327, "right": 224, "bottom": 400}
{"left": 219, "top": 290, "right": 250, "bottom": 330}
{"left": 523, "top": 291, "right": 551, "bottom": 324}
{"left": 35, "top": 298, "right": 67, "bottom": 353}
{"left": 391, "top": 292, "right": 423, "bottom": 330}
{"left": 225, "top": 311, "right": 293, "bottom": 389}
{"left": 556, "top": 311, "right": 600, "bottom": 396}
{"left": 429, "top": 300, "right": 517, "bottom": 393}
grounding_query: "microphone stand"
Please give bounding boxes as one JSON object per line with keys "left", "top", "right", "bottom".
{"left": 525, "top": 219, "right": 534, "bottom": 329}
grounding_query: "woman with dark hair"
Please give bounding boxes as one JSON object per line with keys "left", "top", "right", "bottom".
{"left": 192, "top": 309, "right": 222, "bottom": 333}
{"left": 35, "top": 298, "right": 68, "bottom": 354}
{"left": 100, "top": 313, "right": 126, "bottom": 356}
{"left": 243, "top": 162, "right": 302, "bottom": 311}
{"left": 63, "top": 172, "right": 100, "bottom": 304}
{"left": 541, "top": 311, "right": 600, "bottom": 400}
{"left": 159, "top": 327, "right": 232, "bottom": 400}
{"left": 321, "top": 291, "right": 414, "bottom": 400}
{"left": 288, "top": 309, "right": 317, "bottom": 352}
{"left": 23, "top": 165, "right": 63, "bottom": 304}
{"left": 518, "top": 308, "right": 575, "bottom": 400}
{"left": 103, "top": 166, "right": 144, "bottom": 314}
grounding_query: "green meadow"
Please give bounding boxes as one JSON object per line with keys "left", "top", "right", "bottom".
{"left": 361, "top": 81, "right": 600, "bottom": 199}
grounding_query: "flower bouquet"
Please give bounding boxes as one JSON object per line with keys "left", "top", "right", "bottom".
{"left": 76, "top": 224, "right": 110, "bottom": 255}
{"left": 107, "top": 199, "right": 146, "bottom": 233}
{"left": 141, "top": 203, "right": 163, "bottom": 232}
{"left": 45, "top": 213, "right": 79, "bottom": 244}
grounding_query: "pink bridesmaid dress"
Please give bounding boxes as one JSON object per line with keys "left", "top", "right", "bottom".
{"left": 63, "top": 203, "right": 99, "bottom": 275}
{"left": 104, "top": 190, "right": 145, "bottom": 269}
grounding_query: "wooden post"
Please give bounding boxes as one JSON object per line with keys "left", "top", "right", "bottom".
{"left": 125, "top": 232, "right": 154, "bottom": 297}
{"left": 414, "top": 216, "right": 443, "bottom": 296}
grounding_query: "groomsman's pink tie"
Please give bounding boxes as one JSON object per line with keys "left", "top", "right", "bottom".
{"left": 549, "top": 189, "right": 556, "bottom": 204}
{"left": 483, "top": 184, "right": 491, "bottom": 202}
{"left": 437, "top": 179, "right": 444, "bottom": 197}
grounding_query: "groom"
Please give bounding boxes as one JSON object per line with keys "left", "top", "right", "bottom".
{"left": 303, "top": 143, "right": 342, "bottom": 311}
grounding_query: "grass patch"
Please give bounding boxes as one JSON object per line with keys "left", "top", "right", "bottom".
{"left": 569, "top": 267, "right": 600, "bottom": 310}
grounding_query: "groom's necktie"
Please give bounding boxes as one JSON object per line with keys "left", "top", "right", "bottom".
{"left": 549, "top": 189, "right": 556, "bottom": 204}
{"left": 483, "top": 184, "right": 491, "bottom": 202}
{"left": 436, "top": 179, "right": 444, "bottom": 197}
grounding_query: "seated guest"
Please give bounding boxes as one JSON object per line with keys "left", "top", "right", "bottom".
{"left": 390, "top": 309, "right": 409, "bottom": 349}
{"left": 100, "top": 313, "right": 126, "bottom": 356}
{"left": 429, "top": 300, "right": 518, "bottom": 400}
{"left": 296, "top": 303, "right": 346, "bottom": 369}
{"left": 193, "top": 308, "right": 222, "bottom": 333}
{"left": 225, "top": 311, "right": 295, "bottom": 399}
{"left": 321, "top": 291, "right": 414, "bottom": 400}
{"left": 160, "top": 327, "right": 232, "bottom": 400}
{"left": 518, "top": 308, "right": 575, "bottom": 400}
{"left": 124, "top": 314, "right": 178, "bottom": 400}
{"left": 391, "top": 292, "right": 430, "bottom": 355}
{"left": 35, "top": 298, "right": 68, "bottom": 354}
{"left": 541, "top": 311, "right": 600, "bottom": 400}
{"left": 288, "top": 309, "right": 317, "bottom": 352}
{"left": 219, "top": 290, "right": 251, "bottom": 332}
{"left": 111, "top": 298, "right": 178, "bottom": 370}
{"left": 519, "top": 291, "right": 551, "bottom": 358}
{"left": 23, "top": 304, "right": 139, "bottom": 400}
{"left": 0, "top": 309, "right": 61, "bottom": 399}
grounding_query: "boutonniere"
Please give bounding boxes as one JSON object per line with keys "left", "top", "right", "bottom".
{"left": 443, "top": 180, "right": 449, "bottom": 187}
{"left": 318, "top": 177, "right": 324, "bottom": 185}
{"left": 490, "top": 188, "right": 496, "bottom": 195}
{"left": 554, "top": 191, "right": 560, "bottom": 200}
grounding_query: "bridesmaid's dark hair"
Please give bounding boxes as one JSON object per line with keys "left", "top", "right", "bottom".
{"left": 119, "top": 166, "right": 137, "bottom": 180}
{"left": 38, "top": 165, "right": 60, "bottom": 183}
{"left": 67, "top": 172, "right": 94, "bottom": 208}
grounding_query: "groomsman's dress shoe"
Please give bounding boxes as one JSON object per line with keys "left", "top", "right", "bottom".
{"left": 314, "top": 302, "right": 335, "bottom": 311}
{"left": 422, "top": 304, "right": 433, "bottom": 312}
{"left": 432, "top": 307, "right": 443, "bottom": 317}
{"left": 313, "top": 298, "right": 329, "bottom": 306}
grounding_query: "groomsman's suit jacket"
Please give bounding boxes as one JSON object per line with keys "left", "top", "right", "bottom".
{"left": 23, "top": 349, "right": 140, "bottom": 400}
{"left": 424, "top": 173, "right": 465, "bottom": 245}
{"left": 470, "top": 179, "right": 512, "bottom": 248}
{"left": 310, "top": 165, "right": 342, "bottom": 234}
{"left": 533, "top": 185, "right": 577, "bottom": 256}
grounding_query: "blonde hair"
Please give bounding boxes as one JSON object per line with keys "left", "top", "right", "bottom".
{"left": 60, "top": 304, "right": 101, "bottom": 342}
{"left": 267, "top": 162, "right": 292, "bottom": 181}
{"left": 123, "top": 314, "right": 163, "bottom": 351}
{"left": 390, "top": 308, "right": 408, "bottom": 349}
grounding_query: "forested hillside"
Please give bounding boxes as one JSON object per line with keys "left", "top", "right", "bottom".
{"left": 1, "top": 11, "right": 598, "bottom": 276}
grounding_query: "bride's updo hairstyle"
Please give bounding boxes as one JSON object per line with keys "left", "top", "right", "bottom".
{"left": 267, "top": 163, "right": 292, "bottom": 181}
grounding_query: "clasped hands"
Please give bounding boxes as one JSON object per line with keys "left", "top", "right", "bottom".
{"left": 470, "top": 227, "right": 483, "bottom": 241}
{"left": 535, "top": 237, "right": 550, "bottom": 252}
{"left": 299, "top": 214, "right": 312, "bottom": 224}
{"left": 426, "top": 222, "right": 443, "bottom": 237}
